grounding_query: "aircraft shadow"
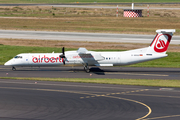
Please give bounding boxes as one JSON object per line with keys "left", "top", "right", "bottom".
{"left": 4, "top": 66, "right": 180, "bottom": 74}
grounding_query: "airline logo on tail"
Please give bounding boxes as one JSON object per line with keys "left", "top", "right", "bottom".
{"left": 153, "top": 34, "right": 172, "bottom": 53}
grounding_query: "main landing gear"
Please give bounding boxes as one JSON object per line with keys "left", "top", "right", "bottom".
{"left": 84, "top": 65, "right": 90, "bottom": 73}
{"left": 12, "top": 66, "right": 16, "bottom": 71}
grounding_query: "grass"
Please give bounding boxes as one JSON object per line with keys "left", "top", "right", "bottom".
{"left": 0, "top": 6, "right": 180, "bottom": 35}
{"left": 130, "top": 52, "right": 180, "bottom": 68}
{"left": 1, "top": 0, "right": 180, "bottom": 3}
{"left": 1, "top": 77, "right": 180, "bottom": 88}
{"left": 1, "top": 17, "right": 180, "bottom": 35}
{"left": 1, "top": 45, "right": 180, "bottom": 67}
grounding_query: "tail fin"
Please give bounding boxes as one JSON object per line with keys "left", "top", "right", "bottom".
{"left": 147, "top": 29, "right": 175, "bottom": 54}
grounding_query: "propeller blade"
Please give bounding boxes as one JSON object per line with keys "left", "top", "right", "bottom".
{"left": 60, "top": 47, "right": 65, "bottom": 58}
{"left": 60, "top": 54, "right": 65, "bottom": 58}
{"left": 62, "top": 47, "right": 65, "bottom": 55}
{"left": 63, "top": 58, "right": 65, "bottom": 65}
{"left": 60, "top": 47, "right": 66, "bottom": 65}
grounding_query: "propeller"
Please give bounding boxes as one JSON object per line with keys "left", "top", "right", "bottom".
{"left": 60, "top": 47, "right": 66, "bottom": 65}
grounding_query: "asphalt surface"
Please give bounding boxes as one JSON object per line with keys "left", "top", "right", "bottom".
{"left": 1, "top": 3, "right": 180, "bottom": 10}
{"left": 44, "top": 5, "right": 180, "bottom": 10}
{"left": 1, "top": 4, "right": 180, "bottom": 120}
{"left": 1, "top": 65, "right": 180, "bottom": 80}
{"left": 0, "top": 79, "right": 180, "bottom": 120}
{"left": 0, "top": 30, "right": 180, "bottom": 44}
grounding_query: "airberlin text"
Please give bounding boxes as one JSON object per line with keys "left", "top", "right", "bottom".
{"left": 32, "top": 55, "right": 62, "bottom": 63}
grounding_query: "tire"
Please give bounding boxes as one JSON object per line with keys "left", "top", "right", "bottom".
{"left": 12, "top": 67, "right": 16, "bottom": 71}
{"left": 84, "top": 66, "right": 90, "bottom": 73}
{"left": 85, "top": 69, "right": 90, "bottom": 73}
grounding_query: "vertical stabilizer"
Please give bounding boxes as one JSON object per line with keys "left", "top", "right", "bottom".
{"left": 147, "top": 29, "right": 175, "bottom": 54}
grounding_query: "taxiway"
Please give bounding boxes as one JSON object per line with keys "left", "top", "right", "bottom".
{"left": 1, "top": 65, "right": 180, "bottom": 80}
{"left": 0, "top": 79, "right": 180, "bottom": 120}
{"left": 0, "top": 30, "right": 179, "bottom": 44}
{"left": 1, "top": 3, "right": 180, "bottom": 10}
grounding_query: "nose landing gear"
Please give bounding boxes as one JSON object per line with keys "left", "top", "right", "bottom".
{"left": 12, "top": 66, "right": 16, "bottom": 71}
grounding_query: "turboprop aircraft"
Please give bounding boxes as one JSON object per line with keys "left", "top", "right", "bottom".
{"left": 4, "top": 29, "right": 175, "bottom": 73}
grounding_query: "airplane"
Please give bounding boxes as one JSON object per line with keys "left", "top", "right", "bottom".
{"left": 4, "top": 29, "right": 175, "bottom": 73}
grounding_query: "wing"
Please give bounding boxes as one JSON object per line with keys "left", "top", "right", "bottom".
{"left": 77, "top": 48, "right": 104, "bottom": 61}
{"left": 77, "top": 48, "right": 88, "bottom": 54}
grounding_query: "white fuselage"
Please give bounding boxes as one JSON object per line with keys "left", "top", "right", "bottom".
{"left": 4, "top": 47, "right": 167, "bottom": 67}
{"left": 4, "top": 29, "right": 175, "bottom": 72}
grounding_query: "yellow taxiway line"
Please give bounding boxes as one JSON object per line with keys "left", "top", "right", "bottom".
{"left": 0, "top": 86, "right": 152, "bottom": 120}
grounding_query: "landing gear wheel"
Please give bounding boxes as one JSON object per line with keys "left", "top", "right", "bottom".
{"left": 12, "top": 66, "right": 16, "bottom": 71}
{"left": 84, "top": 66, "right": 90, "bottom": 73}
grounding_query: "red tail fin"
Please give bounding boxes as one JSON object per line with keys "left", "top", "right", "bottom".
{"left": 147, "top": 29, "right": 175, "bottom": 54}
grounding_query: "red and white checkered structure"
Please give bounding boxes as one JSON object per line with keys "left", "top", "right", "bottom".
{"left": 123, "top": 9, "right": 142, "bottom": 17}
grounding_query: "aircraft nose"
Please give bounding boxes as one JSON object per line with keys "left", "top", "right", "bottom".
{"left": 4, "top": 60, "right": 12, "bottom": 66}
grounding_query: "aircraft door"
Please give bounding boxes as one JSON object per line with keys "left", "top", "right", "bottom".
{"left": 117, "top": 54, "right": 121, "bottom": 64}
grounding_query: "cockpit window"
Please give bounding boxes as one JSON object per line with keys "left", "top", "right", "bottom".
{"left": 14, "top": 56, "right": 22, "bottom": 59}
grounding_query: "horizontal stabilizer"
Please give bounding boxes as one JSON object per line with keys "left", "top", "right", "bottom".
{"left": 156, "top": 29, "right": 175, "bottom": 34}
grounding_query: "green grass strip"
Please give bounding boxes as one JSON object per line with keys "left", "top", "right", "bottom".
{"left": 1, "top": 77, "right": 180, "bottom": 88}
